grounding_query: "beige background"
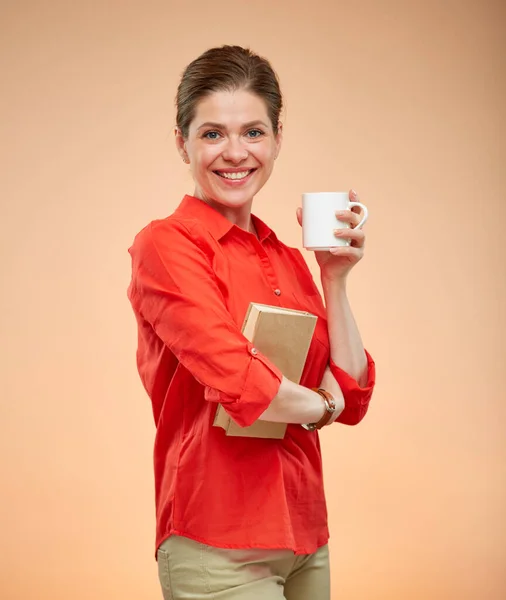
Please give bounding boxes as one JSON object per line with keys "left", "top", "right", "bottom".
{"left": 1, "top": 1, "right": 505, "bottom": 598}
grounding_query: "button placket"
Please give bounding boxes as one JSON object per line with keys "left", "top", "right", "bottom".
{"left": 253, "top": 239, "right": 282, "bottom": 302}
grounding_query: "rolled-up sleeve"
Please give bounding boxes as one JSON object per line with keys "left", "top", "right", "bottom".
{"left": 127, "top": 219, "right": 283, "bottom": 428}
{"left": 330, "top": 350, "right": 376, "bottom": 425}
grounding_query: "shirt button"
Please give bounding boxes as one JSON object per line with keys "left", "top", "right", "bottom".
{"left": 250, "top": 347, "right": 258, "bottom": 355}
{"left": 274, "top": 289, "right": 281, "bottom": 296}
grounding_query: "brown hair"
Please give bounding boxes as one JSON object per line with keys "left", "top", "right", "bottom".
{"left": 176, "top": 45, "right": 283, "bottom": 139}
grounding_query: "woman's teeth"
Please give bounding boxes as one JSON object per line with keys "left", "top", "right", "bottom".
{"left": 217, "top": 170, "right": 252, "bottom": 180}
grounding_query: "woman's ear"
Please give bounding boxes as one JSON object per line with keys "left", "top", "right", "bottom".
{"left": 275, "top": 122, "right": 283, "bottom": 159}
{"left": 174, "top": 127, "right": 189, "bottom": 163}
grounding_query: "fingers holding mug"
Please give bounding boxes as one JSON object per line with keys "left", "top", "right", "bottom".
{"left": 348, "top": 202, "right": 368, "bottom": 229}
{"left": 346, "top": 189, "right": 368, "bottom": 228}
{"left": 335, "top": 209, "right": 363, "bottom": 229}
{"left": 334, "top": 225, "right": 365, "bottom": 248}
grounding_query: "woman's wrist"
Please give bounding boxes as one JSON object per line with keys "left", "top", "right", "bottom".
{"left": 307, "top": 389, "right": 328, "bottom": 423}
{"left": 319, "top": 367, "right": 345, "bottom": 422}
{"left": 302, "top": 388, "right": 339, "bottom": 430}
{"left": 258, "top": 378, "right": 343, "bottom": 427}
{"left": 321, "top": 272, "right": 348, "bottom": 296}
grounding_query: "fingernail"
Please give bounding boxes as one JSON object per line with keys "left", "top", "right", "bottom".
{"left": 335, "top": 211, "right": 345, "bottom": 217}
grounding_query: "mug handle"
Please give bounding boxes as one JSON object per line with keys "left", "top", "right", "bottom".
{"left": 348, "top": 202, "right": 368, "bottom": 229}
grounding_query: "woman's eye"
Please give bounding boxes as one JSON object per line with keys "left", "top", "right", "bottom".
{"left": 203, "top": 131, "right": 220, "bottom": 140}
{"left": 246, "top": 129, "right": 264, "bottom": 139}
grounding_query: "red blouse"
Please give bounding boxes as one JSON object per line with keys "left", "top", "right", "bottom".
{"left": 127, "top": 195, "right": 376, "bottom": 557}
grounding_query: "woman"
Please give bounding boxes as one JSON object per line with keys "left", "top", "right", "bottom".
{"left": 127, "top": 45, "right": 375, "bottom": 600}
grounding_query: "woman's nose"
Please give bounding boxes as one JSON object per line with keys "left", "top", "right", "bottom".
{"left": 222, "top": 137, "right": 249, "bottom": 163}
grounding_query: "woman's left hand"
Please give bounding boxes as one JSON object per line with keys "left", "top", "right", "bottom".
{"left": 296, "top": 189, "right": 366, "bottom": 281}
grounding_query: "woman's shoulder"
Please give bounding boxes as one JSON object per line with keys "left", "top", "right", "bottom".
{"left": 130, "top": 212, "right": 210, "bottom": 253}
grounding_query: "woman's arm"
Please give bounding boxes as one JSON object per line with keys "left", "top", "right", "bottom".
{"left": 129, "top": 219, "right": 285, "bottom": 429}
{"left": 322, "top": 276, "right": 368, "bottom": 386}
{"left": 258, "top": 367, "right": 345, "bottom": 425}
{"left": 296, "top": 190, "right": 376, "bottom": 425}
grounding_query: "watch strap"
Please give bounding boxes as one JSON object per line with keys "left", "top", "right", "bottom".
{"left": 302, "top": 388, "right": 337, "bottom": 431}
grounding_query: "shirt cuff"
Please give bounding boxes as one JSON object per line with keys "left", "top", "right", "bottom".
{"left": 204, "top": 346, "right": 283, "bottom": 428}
{"left": 329, "top": 350, "right": 376, "bottom": 425}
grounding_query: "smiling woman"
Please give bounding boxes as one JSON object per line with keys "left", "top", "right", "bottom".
{"left": 175, "top": 89, "right": 281, "bottom": 230}
{"left": 127, "top": 45, "right": 375, "bottom": 600}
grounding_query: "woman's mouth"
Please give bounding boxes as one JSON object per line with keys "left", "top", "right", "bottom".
{"left": 213, "top": 168, "right": 256, "bottom": 184}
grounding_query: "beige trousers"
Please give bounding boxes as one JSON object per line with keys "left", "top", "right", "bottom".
{"left": 157, "top": 535, "right": 330, "bottom": 600}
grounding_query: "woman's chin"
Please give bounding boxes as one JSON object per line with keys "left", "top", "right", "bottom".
{"left": 209, "top": 183, "right": 258, "bottom": 206}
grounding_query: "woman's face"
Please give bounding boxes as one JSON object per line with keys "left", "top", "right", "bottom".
{"left": 176, "top": 89, "right": 282, "bottom": 215}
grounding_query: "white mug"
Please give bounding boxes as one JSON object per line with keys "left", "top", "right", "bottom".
{"left": 302, "top": 192, "right": 369, "bottom": 250}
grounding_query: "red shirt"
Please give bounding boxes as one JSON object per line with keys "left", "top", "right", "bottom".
{"left": 127, "top": 195, "right": 375, "bottom": 556}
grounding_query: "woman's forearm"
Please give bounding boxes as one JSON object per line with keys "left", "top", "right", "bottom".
{"left": 258, "top": 378, "right": 325, "bottom": 423}
{"left": 322, "top": 275, "right": 368, "bottom": 386}
{"left": 258, "top": 376, "right": 344, "bottom": 424}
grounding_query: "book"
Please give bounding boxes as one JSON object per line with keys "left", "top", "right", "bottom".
{"left": 213, "top": 302, "right": 317, "bottom": 439}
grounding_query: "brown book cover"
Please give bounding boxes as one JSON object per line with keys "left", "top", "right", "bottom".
{"left": 213, "top": 303, "right": 317, "bottom": 439}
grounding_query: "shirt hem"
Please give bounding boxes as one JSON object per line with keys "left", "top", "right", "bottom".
{"left": 156, "top": 528, "right": 330, "bottom": 559}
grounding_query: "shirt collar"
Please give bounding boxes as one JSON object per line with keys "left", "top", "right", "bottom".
{"left": 175, "top": 195, "right": 276, "bottom": 243}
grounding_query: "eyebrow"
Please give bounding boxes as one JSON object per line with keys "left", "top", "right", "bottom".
{"left": 196, "top": 120, "right": 270, "bottom": 132}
